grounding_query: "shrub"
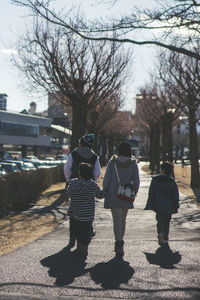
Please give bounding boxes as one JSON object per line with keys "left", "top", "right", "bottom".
{"left": 0, "top": 165, "right": 65, "bottom": 215}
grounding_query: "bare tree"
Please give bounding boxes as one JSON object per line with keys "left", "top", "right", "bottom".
{"left": 100, "top": 110, "right": 134, "bottom": 159}
{"left": 13, "top": 18, "right": 132, "bottom": 150}
{"left": 158, "top": 49, "right": 200, "bottom": 188}
{"left": 172, "top": 122, "right": 189, "bottom": 162}
{"left": 11, "top": 0, "right": 200, "bottom": 59}
{"left": 153, "top": 83, "right": 181, "bottom": 162}
{"left": 87, "top": 92, "right": 122, "bottom": 149}
{"left": 135, "top": 89, "right": 162, "bottom": 173}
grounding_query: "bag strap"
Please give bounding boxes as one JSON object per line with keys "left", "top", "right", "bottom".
{"left": 114, "top": 162, "right": 121, "bottom": 184}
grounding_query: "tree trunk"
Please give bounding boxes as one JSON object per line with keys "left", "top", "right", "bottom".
{"left": 188, "top": 106, "right": 200, "bottom": 188}
{"left": 161, "top": 113, "right": 173, "bottom": 162}
{"left": 108, "top": 137, "right": 114, "bottom": 159}
{"left": 149, "top": 125, "right": 161, "bottom": 173}
{"left": 99, "top": 135, "right": 108, "bottom": 166}
{"left": 71, "top": 100, "right": 88, "bottom": 151}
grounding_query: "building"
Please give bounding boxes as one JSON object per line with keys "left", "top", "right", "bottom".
{"left": 0, "top": 94, "right": 8, "bottom": 111}
{"left": 48, "top": 93, "right": 72, "bottom": 128}
{"left": 0, "top": 109, "right": 72, "bottom": 158}
{"left": 0, "top": 110, "right": 52, "bottom": 157}
{"left": 50, "top": 124, "right": 71, "bottom": 155}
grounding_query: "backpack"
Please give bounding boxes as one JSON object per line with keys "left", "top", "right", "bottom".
{"left": 71, "top": 150, "right": 97, "bottom": 179}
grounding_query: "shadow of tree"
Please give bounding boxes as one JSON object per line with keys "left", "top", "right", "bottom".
{"left": 89, "top": 257, "right": 135, "bottom": 289}
{"left": 43, "top": 188, "right": 66, "bottom": 199}
{"left": 27, "top": 191, "right": 68, "bottom": 220}
{"left": 39, "top": 189, "right": 66, "bottom": 210}
{"left": 144, "top": 246, "right": 182, "bottom": 269}
{"left": 0, "top": 190, "right": 68, "bottom": 238}
{"left": 40, "top": 247, "right": 87, "bottom": 286}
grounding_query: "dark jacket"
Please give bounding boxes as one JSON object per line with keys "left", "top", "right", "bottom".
{"left": 145, "top": 174, "right": 179, "bottom": 214}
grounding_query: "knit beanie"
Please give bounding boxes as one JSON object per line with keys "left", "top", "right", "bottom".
{"left": 79, "top": 133, "right": 94, "bottom": 147}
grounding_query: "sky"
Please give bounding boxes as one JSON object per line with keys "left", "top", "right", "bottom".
{"left": 0, "top": 0, "right": 157, "bottom": 113}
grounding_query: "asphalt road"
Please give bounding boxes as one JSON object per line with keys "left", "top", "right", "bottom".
{"left": 0, "top": 163, "right": 200, "bottom": 300}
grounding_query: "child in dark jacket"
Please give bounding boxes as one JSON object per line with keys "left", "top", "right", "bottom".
{"left": 145, "top": 162, "right": 179, "bottom": 247}
{"left": 66, "top": 162, "right": 105, "bottom": 259}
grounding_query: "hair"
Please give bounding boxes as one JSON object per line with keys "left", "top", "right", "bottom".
{"left": 78, "top": 163, "right": 93, "bottom": 180}
{"left": 161, "top": 161, "right": 174, "bottom": 176}
{"left": 117, "top": 142, "right": 132, "bottom": 157}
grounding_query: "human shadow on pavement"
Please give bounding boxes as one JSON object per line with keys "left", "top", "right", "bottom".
{"left": 40, "top": 247, "right": 87, "bottom": 286}
{"left": 89, "top": 256, "right": 135, "bottom": 289}
{"left": 144, "top": 245, "right": 182, "bottom": 269}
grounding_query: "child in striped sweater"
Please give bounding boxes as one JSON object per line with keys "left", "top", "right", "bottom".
{"left": 66, "top": 162, "right": 105, "bottom": 259}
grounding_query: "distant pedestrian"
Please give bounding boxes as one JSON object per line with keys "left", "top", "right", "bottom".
{"left": 64, "top": 133, "right": 101, "bottom": 244}
{"left": 103, "top": 142, "right": 140, "bottom": 257}
{"left": 66, "top": 163, "right": 105, "bottom": 259}
{"left": 181, "top": 157, "right": 186, "bottom": 178}
{"left": 145, "top": 161, "right": 179, "bottom": 247}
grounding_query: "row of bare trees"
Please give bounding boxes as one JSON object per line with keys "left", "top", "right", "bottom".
{"left": 10, "top": 0, "right": 200, "bottom": 187}
{"left": 135, "top": 47, "right": 200, "bottom": 188}
{"left": 11, "top": 0, "right": 200, "bottom": 60}
{"left": 13, "top": 16, "right": 133, "bottom": 150}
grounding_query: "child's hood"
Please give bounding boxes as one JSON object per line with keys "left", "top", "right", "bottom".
{"left": 152, "top": 174, "right": 175, "bottom": 183}
{"left": 111, "top": 154, "right": 136, "bottom": 167}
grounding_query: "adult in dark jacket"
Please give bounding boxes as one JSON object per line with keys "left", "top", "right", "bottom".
{"left": 103, "top": 142, "right": 140, "bottom": 256}
{"left": 145, "top": 161, "right": 179, "bottom": 247}
{"left": 64, "top": 134, "right": 101, "bottom": 182}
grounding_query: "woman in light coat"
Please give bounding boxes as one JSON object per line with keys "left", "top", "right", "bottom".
{"left": 103, "top": 142, "right": 140, "bottom": 256}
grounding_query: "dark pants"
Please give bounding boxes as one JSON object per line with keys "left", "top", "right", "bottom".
{"left": 156, "top": 213, "right": 172, "bottom": 240}
{"left": 70, "top": 217, "right": 92, "bottom": 246}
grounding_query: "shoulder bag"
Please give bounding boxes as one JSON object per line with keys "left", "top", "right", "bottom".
{"left": 114, "top": 163, "right": 135, "bottom": 203}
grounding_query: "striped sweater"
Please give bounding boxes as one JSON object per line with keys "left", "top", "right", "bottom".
{"left": 66, "top": 178, "right": 105, "bottom": 221}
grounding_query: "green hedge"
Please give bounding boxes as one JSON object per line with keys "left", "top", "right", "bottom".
{"left": 0, "top": 165, "right": 65, "bottom": 215}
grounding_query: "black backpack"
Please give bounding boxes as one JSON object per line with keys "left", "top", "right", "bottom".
{"left": 71, "top": 150, "right": 97, "bottom": 179}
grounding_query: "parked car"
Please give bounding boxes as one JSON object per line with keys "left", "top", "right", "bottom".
{"left": 24, "top": 155, "right": 39, "bottom": 161}
{"left": 0, "top": 165, "right": 7, "bottom": 176}
{"left": 43, "top": 157, "right": 61, "bottom": 166}
{"left": 0, "top": 162, "right": 20, "bottom": 173}
{"left": 23, "top": 161, "right": 37, "bottom": 171}
{"left": 44, "top": 157, "right": 55, "bottom": 161}
{"left": 24, "top": 159, "right": 50, "bottom": 169}
{"left": 43, "top": 161, "right": 57, "bottom": 167}
{"left": 5, "top": 160, "right": 28, "bottom": 171}
{"left": 56, "top": 154, "right": 68, "bottom": 163}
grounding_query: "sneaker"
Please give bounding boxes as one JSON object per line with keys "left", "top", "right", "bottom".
{"left": 163, "top": 240, "right": 169, "bottom": 246}
{"left": 77, "top": 243, "right": 88, "bottom": 260}
{"left": 158, "top": 233, "right": 164, "bottom": 246}
{"left": 91, "top": 230, "right": 96, "bottom": 238}
{"left": 68, "top": 238, "right": 76, "bottom": 248}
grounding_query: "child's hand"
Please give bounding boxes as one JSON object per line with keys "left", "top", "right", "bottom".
{"left": 65, "top": 195, "right": 70, "bottom": 204}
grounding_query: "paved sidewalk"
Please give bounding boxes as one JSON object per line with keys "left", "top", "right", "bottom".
{"left": 0, "top": 163, "right": 200, "bottom": 300}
